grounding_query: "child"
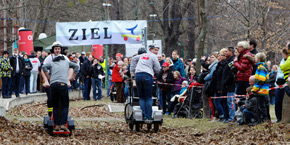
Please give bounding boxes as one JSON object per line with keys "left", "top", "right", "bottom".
{"left": 157, "top": 62, "right": 174, "bottom": 115}
{"left": 243, "top": 87, "right": 258, "bottom": 125}
{"left": 251, "top": 52, "right": 270, "bottom": 123}
{"left": 168, "top": 71, "right": 186, "bottom": 115}
{"left": 171, "top": 80, "right": 188, "bottom": 118}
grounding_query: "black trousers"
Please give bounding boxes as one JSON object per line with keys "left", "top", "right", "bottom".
{"left": 51, "top": 83, "right": 69, "bottom": 125}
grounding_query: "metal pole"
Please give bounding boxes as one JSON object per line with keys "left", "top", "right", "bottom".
{"left": 105, "top": 45, "right": 109, "bottom": 89}
{"left": 104, "top": 0, "right": 109, "bottom": 89}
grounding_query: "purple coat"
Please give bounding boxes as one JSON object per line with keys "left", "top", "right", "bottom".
{"left": 174, "top": 77, "right": 186, "bottom": 92}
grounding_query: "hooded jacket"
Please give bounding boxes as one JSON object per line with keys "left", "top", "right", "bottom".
{"left": 234, "top": 49, "right": 254, "bottom": 81}
{"left": 172, "top": 58, "right": 185, "bottom": 77}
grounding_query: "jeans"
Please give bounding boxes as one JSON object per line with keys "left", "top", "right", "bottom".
{"left": 82, "top": 77, "right": 91, "bottom": 100}
{"left": 227, "top": 92, "right": 235, "bottom": 121}
{"left": 10, "top": 73, "right": 21, "bottom": 97}
{"left": 136, "top": 72, "right": 153, "bottom": 119}
{"left": 243, "top": 108, "right": 254, "bottom": 121}
{"left": 221, "top": 98, "right": 229, "bottom": 120}
{"left": 213, "top": 93, "right": 224, "bottom": 119}
{"left": 20, "top": 75, "right": 24, "bottom": 93}
{"left": 124, "top": 82, "right": 129, "bottom": 99}
{"left": 23, "top": 76, "right": 30, "bottom": 94}
{"left": 161, "top": 90, "right": 171, "bottom": 114}
{"left": 91, "top": 78, "right": 102, "bottom": 100}
{"left": 275, "top": 88, "right": 285, "bottom": 122}
{"left": 236, "top": 81, "right": 249, "bottom": 95}
{"left": 72, "top": 73, "right": 80, "bottom": 89}
{"left": 1, "top": 77, "right": 11, "bottom": 97}
{"left": 107, "top": 79, "right": 113, "bottom": 97}
{"left": 158, "top": 88, "right": 163, "bottom": 108}
{"left": 30, "top": 71, "right": 38, "bottom": 93}
{"left": 51, "top": 83, "right": 69, "bottom": 125}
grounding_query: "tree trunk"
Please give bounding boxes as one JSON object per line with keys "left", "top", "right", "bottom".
{"left": 196, "top": 0, "right": 209, "bottom": 118}
{"left": 281, "top": 94, "right": 290, "bottom": 123}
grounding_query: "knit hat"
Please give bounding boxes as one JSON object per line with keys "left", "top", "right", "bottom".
{"left": 3, "top": 51, "right": 9, "bottom": 55}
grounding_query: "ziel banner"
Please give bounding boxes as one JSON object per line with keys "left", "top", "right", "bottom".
{"left": 56, "top": 20, "right": 147, "bottom": 46}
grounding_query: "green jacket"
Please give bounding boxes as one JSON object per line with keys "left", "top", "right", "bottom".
{"left": 0, "top": 57, "right": 12, "bottom": 78}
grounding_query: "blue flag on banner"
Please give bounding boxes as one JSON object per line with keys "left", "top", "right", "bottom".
{"left": 14, "top": 40, "right": 17, "bottom": 48}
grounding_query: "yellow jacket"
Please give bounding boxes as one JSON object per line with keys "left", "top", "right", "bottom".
{"left": 280, "top": 56, "right": 290, "bottom": 81}
{"left": 99, "top": 59, "right": 106, "bottom": 73}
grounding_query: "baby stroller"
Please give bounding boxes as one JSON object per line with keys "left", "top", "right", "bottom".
{"left": 173, "top": 81, "right": 203, "bottom": 118}
{"left": 124, "top": 78, "right": 163, "bottom": 132}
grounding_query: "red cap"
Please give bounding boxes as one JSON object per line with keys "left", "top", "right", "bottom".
{"left": 116, "top": 53, "right": 122, "bottom": 57}
{"left": 162, "top": 62, "right": 169, "bottom": 67}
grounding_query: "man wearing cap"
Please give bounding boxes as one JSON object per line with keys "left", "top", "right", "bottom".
{"left": 185, "top": 58, "right": 193, "bottom": 76}
{"left": 0, "top": 51, "right": 13, "bottom": 98}
{"left": 42, "top": 42, "right": 79, "bottom": 131}
{"left": 157, "top": 62, "right": 174, "bottom": 115}
{"left": 79, "top": 52, "right": 87, "bottom": 65}
{"left": 130, "top": 47, "right": 161, "bottom": 121}
{"left": 9, "top": 49, "right": 25, "bottom": 98}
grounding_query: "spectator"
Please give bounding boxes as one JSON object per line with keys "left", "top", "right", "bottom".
{"left": 79, "top": 52, "right": 87, "bottom": 66}
{"left": 9, "top": 48, "right": 25, "bottom": 97}
{"left": 157, "top": 62, "right": 174, "bottom": 115}
{"left": 249, "top": 39, "right": 258, "bottom": 75}
{"left": 213, "top": 48, "right": 227, "bottom": 121}
{"left": 185, "top": 59, "right": 193, "bottom": 76}
{"left": 81, "top": 55, "right": 93, "bottom": 100}
{"left": 29, "top": 51, "right": 41, "bottom": 93}
{"left": 222, "top": 47, "right": 236, "bottom": 122}
{"left": 112, "top": 53, "right": 125, "bottom": 103}
{"left": 187, "top": 67, "right": 198, "bottom": 82}
{"left": 171, "top": 50, "right": 185, "bottom": 77}
{"left": 276, "top": 43, "right": 290, "bottom": 122}
{"left": 234, "top": 41, "right": 254, "bottom": 95}
{"left": 243, "top": 86, "right": 258, "bottom": 125}
{"left": 22, "top": 54, "right": 32, "bottom": 95}
{"left": 269, "top": 65, "right": 278, "bottom": 105}
{"left": 165, "top": 57, "right": 175, "bottom": 71}
{"left": 157, "top": 54, "right": 164, "bottom": 69}
{"left": 251, "top": 52, "right": 270, "bottom": 123}
{"left": 162, "top": 53, "right": 166, "bottom": 61}
{"left": 90, "top": 58, "right": 105, "bottom": 101}
{"left": 204, "top": 52, "right": 219, "bottom": 119}
{"left": 0, "top": 51, "right": 12, "bottom": 98}
{"left": 169, "top": 71, "right": 186, "bottom": 115}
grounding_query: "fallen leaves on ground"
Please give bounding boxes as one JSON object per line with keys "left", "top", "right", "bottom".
{"left": 2, "top": 101, "right": 290, "bottom": 144}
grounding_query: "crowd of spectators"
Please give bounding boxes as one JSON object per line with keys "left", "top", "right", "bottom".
{"left": 1, "top": 40, "right": 289, "bottom": 126}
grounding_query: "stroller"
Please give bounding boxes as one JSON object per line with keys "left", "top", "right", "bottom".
{"left": 124, "top": 78, "right": 163, "bottom": 132}
{"left": 173, "top": 81, "right": 203, "bottom": 118}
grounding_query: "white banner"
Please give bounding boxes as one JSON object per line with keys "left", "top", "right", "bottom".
{"left": 125, "top": 40, "right": 162, "bottom": 57}
{"left": 56, "top": 20, "right": 147, "bottom": 46}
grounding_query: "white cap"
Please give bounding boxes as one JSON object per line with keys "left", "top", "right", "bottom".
{"left": 81, "top": 51, "right": 86, "bottom": 55}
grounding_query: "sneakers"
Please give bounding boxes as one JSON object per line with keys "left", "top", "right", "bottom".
{"left": 54, "top": 125, "right": 61, "bottom": 131}
{"left": 60, "top": 125, "right": 70, "bottom": 132}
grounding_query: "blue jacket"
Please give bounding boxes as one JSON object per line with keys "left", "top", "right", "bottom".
{"left": 172, "top": 58, "right": 185, "bottom": 77}
{"left": 204, "top": 60, "right": 218, "bottom": 81}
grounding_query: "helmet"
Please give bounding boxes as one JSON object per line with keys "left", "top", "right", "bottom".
{"left": 138, "top": 47, "right": 147, "bottom": 55}
{"left": 50, "top": 41, "right": 63, "bottom": 53}
{"left": 149, "top": 44, "right": 159, "bottom": 49}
